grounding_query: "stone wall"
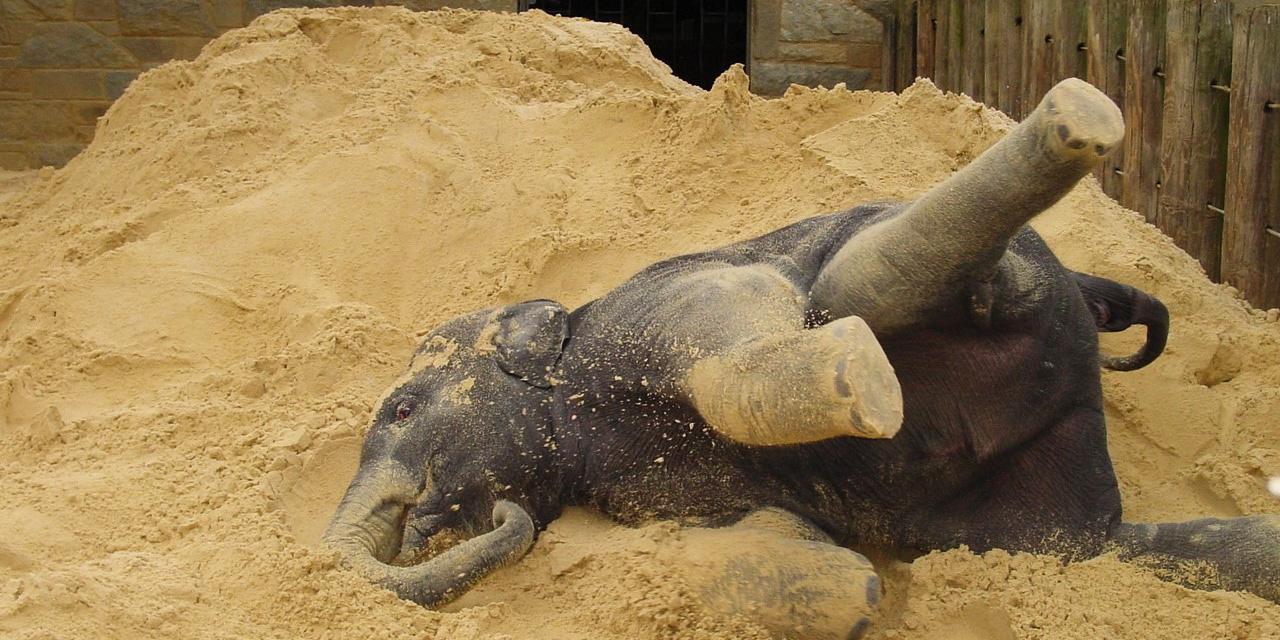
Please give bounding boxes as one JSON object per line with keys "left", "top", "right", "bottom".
{"left": 748, "top": 0, "right": 885, "bottom": 96}
{"left": 1, "top": 0, "right": 887, "bottom": 168}
{"left": 0, "top": 0, "right": 515, "bottom": 169}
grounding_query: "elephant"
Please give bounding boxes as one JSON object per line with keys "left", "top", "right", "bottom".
{"left": 323, "top": 78, "right": 1280, "bottom": 637}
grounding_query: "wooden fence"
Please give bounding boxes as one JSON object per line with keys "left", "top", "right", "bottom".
{"left": 881, "top": 1, "right": 1280, "bottom": 310}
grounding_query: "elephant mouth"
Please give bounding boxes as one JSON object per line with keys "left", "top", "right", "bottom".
{"left": 394, "top": 511, "right": 463, "bottom": 566}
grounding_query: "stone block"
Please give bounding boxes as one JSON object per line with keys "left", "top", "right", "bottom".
{"left": 33, "top": 70, "right": 106, "bottom": 99}
{"left": 1, "top": 20, "right": 35, "bottom": 46}
{"left": 18, "top": 22, "right": 136, "bottom": 68}
{"left": 86, "top": 20, "right": 121, "bottom": 37}
{"left": 397, "top": 0, "right": 515, "bottom": 10}
{"left": 34, "top": 142, "right": 82, "bottom": 167}
{"left": 0, "top": 45, "right": 19, "bottom": 60}
{"left": 71, "top": 100, "right": 108, "bottom": 124}
{"left": 246, "top": 0, "right": 350, "bottom": 21}
{"left": 119, "top": 36, "right": 210, "bottom": 62}
{"left": 105, "top": 70, "right": 137, "bottom": 98}
{"left": 0, "top": 101, "right": 75, "bottom": 142}
{"left": 748, "top": 60, "right": 872, "bottom": 95}
{"left": 0, "top": 90, "right": 29, "bottom": 100}
{"left": 119, "top": 0, "right": 217, "bottom": 36}
{"left": 73, "top": 0, "right": 113, "bottom": 20}
{"left": 1, "top": 0, "right": 73, "bottom": 21}
{"left": 780, "top": 0, "right": 881, "bottom": 43}
{"left": 749, "top": 0, "right": 781, "bottom": 60}
{"left": 775, "top": 41, "right": 848, "bottom": 64}
{"left": 847, "top": 42, "right": 881, "bottom": 69}
{"left": 209, "top": 0, "right": 243, "bottom": 28}
{"left": 74, "top": 124, "right": 95, "bottom": 142}
{"left": 0, "top": 151, "right": 29, "bottom": 170}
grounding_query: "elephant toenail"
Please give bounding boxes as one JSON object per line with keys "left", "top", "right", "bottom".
{"left": 847, "top": 617, "right": 871, "bottom": 640}
{"left": 833, "top": 358, "right": 853, "bottom": 397}
{"left": 866, "top": 575, "right": 882, "bottom": 606}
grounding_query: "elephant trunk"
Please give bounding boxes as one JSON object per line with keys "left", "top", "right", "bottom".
{"left": 811, "top": 78, "right": 1124, "bottom": 334}
{"left": 322, "top": 465, "right": 535, "bottom": 607}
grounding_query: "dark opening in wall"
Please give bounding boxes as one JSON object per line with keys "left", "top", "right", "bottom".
{"left": 532, "top": 0, "right": 748, "bottom": 89}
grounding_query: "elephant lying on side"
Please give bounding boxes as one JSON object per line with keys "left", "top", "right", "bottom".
{"left": 324, "top": 79, "right": 1280, "bottom": 637}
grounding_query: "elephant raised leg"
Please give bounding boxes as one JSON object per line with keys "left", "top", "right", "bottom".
{"left": 614, "top": 262, "right": 903, "bottom": 446}
{"left": 811, "top": 78, "right": 1125, "bottom": 336}
{"left": 676, "top": 508, "right": 882, "bottom": 640}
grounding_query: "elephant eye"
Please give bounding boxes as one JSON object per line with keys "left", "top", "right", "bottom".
{"left": 395, "top": 401, "right": 414, "bottom": 421}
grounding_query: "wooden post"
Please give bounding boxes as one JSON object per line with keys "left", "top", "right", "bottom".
{"left": 895, "top": 1, "right": 919, "bottom": 90}
{"left": 1086, "top": 0, "right": 1127, "bottom": 198}
{"left": 982, "top": 0, "right": 1002, "bottom": 108}
{"left": 917, "top": 0, "right": 937, "bottom": 82}
{"left": 945, "top": 0, "right": 964, "bottom": 92}
{"left": 1222, "top": 6, "right": 1280, "bottom": 308}
{"left": 1156, "top": 0, "right": 1232, "bottom": 280}
{"left": 1059, "top": 2, "right": 1087, "bottom": 80}
{"left": 1022, "top": 0, "right": 1058, "bottom": 113}
{"left": 982, "top": 0, "right": 1024, "bottom": 117}
{"left": 933, "top": 1, "right": 955, "bottom": 91}
{"left": 933, "top": 0, "right": 950, "bottom": 88}
{"left": 962, "top": 0, "right": 985, "bottom": 100}
{"left": 1121, "top": 0, "right": 1167, "bottom": 222}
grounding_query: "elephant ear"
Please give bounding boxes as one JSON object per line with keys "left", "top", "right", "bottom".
{"left": 490, "top": 300, "right": 570, "bottom": 388}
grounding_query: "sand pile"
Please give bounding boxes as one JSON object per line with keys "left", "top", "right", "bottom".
{"left": 0, "top": 7, "right": 1277, "bottom": 639}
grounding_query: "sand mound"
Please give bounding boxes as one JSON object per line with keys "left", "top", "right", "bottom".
{"left": 0, "top": 7, "right": 1277, "bottom": 639}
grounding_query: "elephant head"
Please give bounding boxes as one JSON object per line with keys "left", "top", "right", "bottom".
{"left": 322, "top": 300, "right": 570, "bottom": 606}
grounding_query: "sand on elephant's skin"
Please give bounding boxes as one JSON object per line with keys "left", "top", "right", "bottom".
{"left": 0, "top": 8, "right": 1277, "bottom": 640}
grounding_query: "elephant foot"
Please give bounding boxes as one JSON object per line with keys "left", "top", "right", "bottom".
{"left": 1038, "top": 77, "right": 1125, "bottom": 163}
{"left": 672, "top": 513, "right": 882, "bottom": 640}
{"left": 1111, "top": 515, "right": 1280, "bottom": 603}
{"left": 686, "top": 315, "right": 903, "bottom": 446}
{"left": 827, "top": 315, "right": 904, "bottom": 439}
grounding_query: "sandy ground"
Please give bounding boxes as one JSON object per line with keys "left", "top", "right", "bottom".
{"left": 0, "top": 8, "right": 1278, "bottom": 639}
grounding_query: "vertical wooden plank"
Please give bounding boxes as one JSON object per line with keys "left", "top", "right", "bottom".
{"left": 917, "top": 0, "right": 937, "bottom": 82}
{"left": 934, "top": 0, "right": 952, "bottom": 90}
{"left": 945, "top": 0, "right": 964, "bottom": 91}
{"left": 881, "top": 4, "right": 901, "bottom": 91}
{"left": 982, "top": 0, "right": 1004, "bottom": 108}
{"left": 895, "top": 1, "right": 919, "bottom": 90}
{"left": 1120, "top": 0, "right": 1167, "bottom": 222}
{"left": 1156, "top": 0, "right": 1232, "bottom": 280}
{"left": 1086, "top": 0, "right": 1127, "bottom": 198}
{"left": 1008, "top": 0, "right": 1029, "bottom": 119}
{"left": 1058, "top": 1, "right": 1087, "bottom": 81}
{"left": 962, "top": 0, "right": 985, "bottom": 100}
{"left": 1023, "top": 0, "right": 1057, "bottom": 111}
{"left": 968, "top": 0, "right": 1027, "bottom": 114}
{"left": 1004, "top": 0, "right": 1025, "bottom": 118}
{"left": 1222, "top": 6, "right": 1280, "bottom": 308}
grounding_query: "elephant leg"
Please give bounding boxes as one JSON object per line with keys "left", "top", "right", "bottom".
{"left": 1108, "top": 516, "right": 1280, "bottom": 603}
{"left": 810, "top": 78, "right": 1124, "bottom": 335}
{"left": 895, "top": 407, "right": 1122, "bottom": 558}
{"left": 647, "top": 263, "right": 902, "bottom": 445}
{"left": 675, "top": 508, "right": 881, "bottom": 640}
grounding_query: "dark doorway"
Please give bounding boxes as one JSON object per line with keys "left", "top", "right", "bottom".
{"left": 532, "top": 1, "right": 748, "bottom": 89}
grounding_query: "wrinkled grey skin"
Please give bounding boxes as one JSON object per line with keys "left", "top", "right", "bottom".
{"left": 324, "top": 79, "right": 1280, "bottom": 625}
